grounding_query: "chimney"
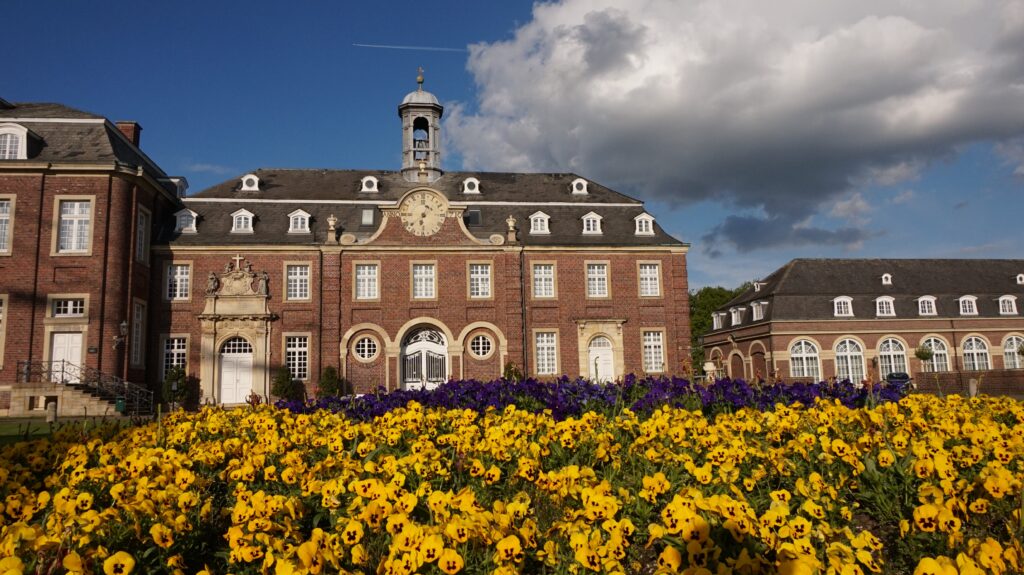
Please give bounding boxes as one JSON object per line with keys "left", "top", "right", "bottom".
{"left": 116, "top": 121, "right": 143, "bottom": 146}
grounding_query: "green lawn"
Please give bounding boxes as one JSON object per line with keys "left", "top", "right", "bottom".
{"left": 0, "top": 420, "right": 54, "bottom": 445}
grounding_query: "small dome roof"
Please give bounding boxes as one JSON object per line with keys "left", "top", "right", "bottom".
{"left": 401, "top": 89, "right": 440, "bottom": 106}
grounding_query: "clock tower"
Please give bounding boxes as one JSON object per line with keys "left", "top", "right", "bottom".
{"left": 399, "top": 68, "right": 444, "bottom": 183}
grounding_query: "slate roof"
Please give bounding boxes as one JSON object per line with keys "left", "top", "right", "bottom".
{"left": 162, "top": 169, "right": 685, "bottom": 248}
{"left": 711, "top": 259, "right": 1024, "bottom": 330}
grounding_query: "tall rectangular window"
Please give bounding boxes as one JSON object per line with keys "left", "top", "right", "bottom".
{"left": 131, "top": 301, "right": 146, "bottom": 367}
{"left": 166, "top": 264, "right": 190, "bottom": 300}
{"left": 638, "top": 263, "right": 660, "bottom": 297}
{"left": 286, "top": 265, "right": 310, "bottom": 300}
{"left": 0, "top": 199, "right": 10, "bottom": 253}
{"left": 355, "top": 264, "right": 379, "bottom": 300}
{"left": 586, "top": 263, "right": 608, "bottom": 297}
{"left": 58, "top": 200, "right": 91, "bottom": 253}
{"left": 412, "top": 263, "right": 436, "bottom": 299}
{"left": 162, "top": 337, "right": 187, "bottom": 381}
{"left": 533, "top": 264, "right": 555, "bottom": 298}
{"left": 535, "top": 332, "right": 558, "bottom": 375}
{"left": 135, "top": 210, "right": 149, "bottom": 264}
{"left": 285, "top": 336, "right": 309, "bottom": 381}
{"left": 469, "top": 263, "right": 491, "bottom": 298}
{"left": 643, "top": 331, "right": 665, "bottom": 373}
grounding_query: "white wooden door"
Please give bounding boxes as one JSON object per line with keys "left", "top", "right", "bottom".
{"left": 220, "top": 337, "right": 253, "bottom": 403}
{"left": 588, "top": 336, "right": 614, "bottom": 383}
{"left": 50, "top": 332, "right": 83, "bottom": 383}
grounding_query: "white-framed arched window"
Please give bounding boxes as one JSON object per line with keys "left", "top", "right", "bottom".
{"left": 789, "top": 339, "right": 821, "bottom": 381}
{"left": 958, "top": 295, "right": 978, "bottom": 316}
{"left": 288, "top": 209, "right": 310, "bottom": 233}
{"left": 999, "top": 296, "right": 1018, "bottom": 316}
{"left": 835, "top": 338, "right": 865, "bottom": 383}
{"left": 174, "top": 209, "right": 198, "bottom": 234}
{"left": 833, "top": 296, "right": 853, "bottom": 317}
{"left": 571, "top": 178, "right": 589, "bottom": 195}
{"left": 962, "top": 336, "right": 990, "bottom": 371}
{"left": 875, "top": 296, "right": 895, "bottom": 317}
{"left": 917, "top": 295, "right": 937, "bottom": 316}
{"left": 921, "top": 337, "right": 949, "bottom": 372}
{"left": 0, "top": 123, "right": 28, "bottom": 160}
{"left": 529, "top": 211, "right": 550, "bottom": 235}
{"left": 634, "top": 213, "right": 655, "bottom": 236}
{"left": 878, "top": 338, "right": 907, "bottom": 377}
{"left": 1004, "top": 335, "right": 1024, "bottom": 370}
{"left": 230, "top": 209, "right": 254, "bottom": 233}
{"left": 461, "top": 177, "right": 481, "bottom": 194}
{"left": 581, "top": 212, "right": 603, "bottom": 235}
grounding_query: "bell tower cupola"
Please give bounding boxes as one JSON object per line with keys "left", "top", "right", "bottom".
{"left": 399, "top": 67, "right": 444, "bottom": 183}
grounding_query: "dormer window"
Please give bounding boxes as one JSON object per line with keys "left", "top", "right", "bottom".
{"left": 239, "top": 174, "right": 260, "bottom": 192}
{"left": 1017, "top": 274, "right": 1024, "bottom": 285}
{"left": 571, "top": 178, "right": 589, "bottom": 195}
{"left": 463, "top": 209, "right": 481, "bottom": 226}
{"left": 958, "top": 295, "right": 978, "bottom": 316}
{"left": 581, "top": 212, "right": 602, "bottom": 235}
{"left": 231, "top": 209, "right": 254, "bottom": 234}
{"left": 462, "top": 177, "right": 481, "bottom": 194}
{"left": 751, "top": 301, "right": 767, "bottom": 321}
{"left": 288, "top": 209, "right": 311, "bottom": 234}
{"left": 753, "top": 282, "right": 764, "bottom": 292}
{"left": 875, "top": 296, "right": 895, "bottom": 317}
{"left": 712, "top": 313, "right": 723, "bottom": 330}
{"left": 1000, "top": 295, "right": 1018, "bottom": 315}
{"left": 634, "top": 213, "right": 655, "bottom": 235}
{"left": 730, "top": 307, "right": 744, "bottom": 326}
{"left": 0, "top": 124, "right": 29, "bottom": 160}
{"left": 360, "top": 176, "right": 378, "bottom": 193}
{"left": 881, "top": 273, "right": 892, "bottom": 285}
{"left": 174, "top": 209, "right": 197, "bottom": 234}
{"left": 833, "top": 296, "right": 853, "bottom": 317}
{"left": 530, "top": 211, "right": 550, "bottom": 235}
{"left": 917, "top": 296, "right": 937, "bottom": 316}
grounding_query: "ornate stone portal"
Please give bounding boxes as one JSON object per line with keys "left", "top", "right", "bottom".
{"left": 197, "top": 255, "right": 275, "bottom": 404}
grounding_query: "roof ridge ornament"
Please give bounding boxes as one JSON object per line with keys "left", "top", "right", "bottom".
{"left": 417, "top": 66, "right": 424, "bottom": 92}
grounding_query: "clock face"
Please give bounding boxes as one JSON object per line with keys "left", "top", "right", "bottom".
{"left": 398, "top": 191, "right": 447, "bottom": 236}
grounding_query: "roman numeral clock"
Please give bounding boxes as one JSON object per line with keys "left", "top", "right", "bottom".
{"left": 398, "top": 190, "right": 447, "bottom": 236}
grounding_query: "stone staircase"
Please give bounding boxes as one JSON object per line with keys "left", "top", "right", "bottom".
{"left": 9, "top": 361, "right": 153, "bottom": 417}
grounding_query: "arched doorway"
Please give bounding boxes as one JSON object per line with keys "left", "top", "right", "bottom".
{"left": 220, "top": 337, "right": 253, "bottom": 403}
{"left": 729, "top": 354, "right": 745, "bottom": 380}
{"left": 588, "top": 336, "right": 614, "bottom": 382}
{"left": 402, "top": 328, "right": 447, "bottom": 390}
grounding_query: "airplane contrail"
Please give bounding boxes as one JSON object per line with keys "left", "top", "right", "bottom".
{"left": 353, "top": 43, "right": 467, "bottom": 53}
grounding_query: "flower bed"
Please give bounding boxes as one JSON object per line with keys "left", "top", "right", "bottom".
{"left": 0, "top": 393, "right": 1021, "bottom": 574}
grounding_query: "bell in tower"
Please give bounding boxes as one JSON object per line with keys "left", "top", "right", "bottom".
{"left": 399, "top": 67, "right": 444, "bottom": 183}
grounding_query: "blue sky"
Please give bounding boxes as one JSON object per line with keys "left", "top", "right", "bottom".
{"left": 5, "top": 1, "right": 1023, "bottom": 289}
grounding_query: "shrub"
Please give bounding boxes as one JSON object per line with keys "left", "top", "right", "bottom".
{"left": 161, "top": 366, "right": 188, "bottom": 407}
{"left": 502, "top": 361, "right": 524, "bottom": 382}
{"left": 316, "top": 366, "right": 353, "bottom": 398}
{"left": 270, "top": 366, "right": 304, "bottom": 401}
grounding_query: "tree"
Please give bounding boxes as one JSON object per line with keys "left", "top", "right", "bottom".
{"left": 690, "top": 284, "right": 749, "bottom": 374}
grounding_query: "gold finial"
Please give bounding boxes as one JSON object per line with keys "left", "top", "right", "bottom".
{"left": 416, "top": 66, "right": 424, "bottom": 91}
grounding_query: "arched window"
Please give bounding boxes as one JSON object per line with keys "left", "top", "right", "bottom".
{"left": 962, "top": 337, "right": 990, "bottom": 371}
{"left": 833, "top": 296, "right": 853, "bottom": 317}
{"left": 921, "top": 337, "right": 949, "bottom": 372}
{"left": 877, "top": 338, "right": 907, "bottom": 377}
{"left": 789, "top": 340, "right": 820, "bottom": 381}
{"left": 0, "top": 132, "right": 21, "bottom": 160}
{"left": 875, "top": 296, "right": 895, "bottom": 317}
{"left": 835, "top": 339, "right": 865, "bottom": 383}
{"left": 1004, "top": 336, "right": 1024, "bottom": 370}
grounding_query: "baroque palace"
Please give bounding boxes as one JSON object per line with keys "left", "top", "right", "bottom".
{"left": 0, "top": 80, "right": 691, "bottom": 415}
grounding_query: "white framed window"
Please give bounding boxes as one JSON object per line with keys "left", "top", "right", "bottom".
{"left": 712, "top": 313, "right": 723, "bottom": 330}
{"left": 58, "top": 200, "right": 91, "bottom": 253}
{"left": 230, "top": 209, "right": 254, "bottom": 233}
{"left": 529, "top": 212, "right": 550, "bottom": 235}
{"left": 918, "top": 296, "right": 937, "bottom": 316}
{"left": 52, "top": 298, "right": 85, "bottom": 317}
{"left": 789, "top": 340, "right": 820, "bottom": 381}
{"left": 174, "top": 209, "right": 197, "bottom": 234}
{"left": 642, "top": 331, "right": 665, "bottom": 373}
{"left": 162, "top": 337, "right": 187, "bottom": 381}
{"left": 288, "top": 210, "right": 310, "bottom": 233}
{"left": 1018, "top": 274, "right": 1024, "bottom": 285}
{"left": 134, "top": 208, "right": 150, "bottom": 264}
{"left": 361, "top": 208, "right": 375, "bottom": 226}
{"left": 462, "top": 177, "right": 480, "bottom": 194}
{"left": 921, "top": 337, "right": 949, "bottom": 372}
{"left": 999, "top": 296, "right": 1018, "bottom": 315}
{"left": 535, "top": 332, "right": 558, "bottom": 375}
{"left": 638, "top": 263, "right": 661, "bottom": 297}
{"left": 959, "top": 296, "right": 978, "bottom": 316}
{"left": 878, "top": 338, "right": 907, "bottom": 377}
{"left": 286, "top": 265, "right": 310, "bottom": 300}
{"left": 1003, "top": 336, "right": 1024, "bottom": 370}
{"left": 469, "top": 263, "right": 492, "bottom": 299}
{"left": 0, "top": 198, "right": 11, "bottom": 253}
{"left": 469, "top": 334, "right": 493, "bottom": 358}
{"left": 730, "top": 307, "right": 744, "bottom": 326}
{"left": 353, "top": 336, "right": 379, "bottom": 361}
{"left": 166, "top": 264, "right": 191, "bottom": 300}
{"left": 833, "top": 296, "right": 853, "bottom": 317}
{"left": 881, "top": 273, "right": 892, "bottom": 285}
{"left": 412, "top": 263, "right": 436, "bottom": 299}
{"left": 581, "top": 212, "right": 603, "bottom": 235}
{"left": 360, "top": 176, "right": 378, "bottom": 193}
{"left": 355, "top": 264, "right": 379, "bottom": 300}
{"left": 131, "top": 301, "right": 146, "bottom": 367}
{"left": 962, "top": 336, "right": 990, "bottom": 371}
{"left": 635, "top": 213, "right": 655, "bottom": 236}
{"left": 0, "top": 124, "right": 28, "bottom": 160}
{"left": 533, "top": 263, "right": 555, "bottom": 298}
{"left": 835, "top": 339, "right": 865, "bottom": 383}
{"left": 751, "top": 302, "right": 766, "bottom": 321}
{"left": 586, "top": 263, "right": 609, "bottom": 297}
{"left": 239, "top": 173, "right": 260, "bottom": 191}
{"left": 285, "top": 336, "right": 309, "bottom": 380}
{"left": 875, "top": 296, "right": 895, "bottom": 317}
{"left": 571, "top": 178, "right": 589, "bottom": 194}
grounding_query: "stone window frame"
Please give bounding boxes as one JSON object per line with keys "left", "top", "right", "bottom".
{"left": 283, "top": 261, "right": 312, "bottom": 302}
{"left": 788, "top": 338, "right": 822, "bottom": 381}
{"left": 834, "top": 337, "right": 866, "bottom": 383}
{"left": 467, "top": 331, "right": 496, "bottom": 360}
{"left": 641, "top": 328, "right": 667, "bottom": 374}
{"left": 41, "top": 293, "right": 91, "bottom": 373}
{"left": 134, "top": 205, "right": 151, "bottom": 266}
{"left": 1003, "top": 333, "right": 1024, "bottom": 370}
{"left": 282, "top": 332, "right": 311, "bottom": 381}
{"left": 0, "top": 194, "right": 16, "bottom": 256}
{"left": 130, "top": 298, "right": 147, "bottom": 368}
{"left": 159, "top": 333, "right": 190, "bottom": 382}
{"left": 164, "top": 260, "right": 193, "bottom": 302}
{"left": 532, "top": 329, "right": 560, "bottom": 376}
{"left": 0, "top": 294, "right": 7, "bottom": 369}
{"left": 352, "top": 334, "right": 381, "bottom": 363}
{"left": 636, "top": 260, "right": 662, "bottom": 298}
{"left": 466, "top": 260, "right": 494, "bottom": 300}
{"left": 352, "top": 261, "right": 381, "bottom": 302}
{"left": 919, "top": 335, "right": 951, "bottom": 372}
{"left": 961, "top": 335, "right": 991, "bottom": 371}
{"left": 877, "top": 336, "right": 909, "bottom": 377}
{"left": 585, "top": 260, "right": 611, "bottom": 300}
{"left": 531, "top": 261, "right": 558, "bottom": 300}
{"left": 410, "top": 260, "right": 438, "bottom": 301}
{"left": 50, "top": 195, "right": 96, "bottom": 257}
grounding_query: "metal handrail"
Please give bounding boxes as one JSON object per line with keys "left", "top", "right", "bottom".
{"left": 16, "top": 360, "right": 153, "bottom": 416}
